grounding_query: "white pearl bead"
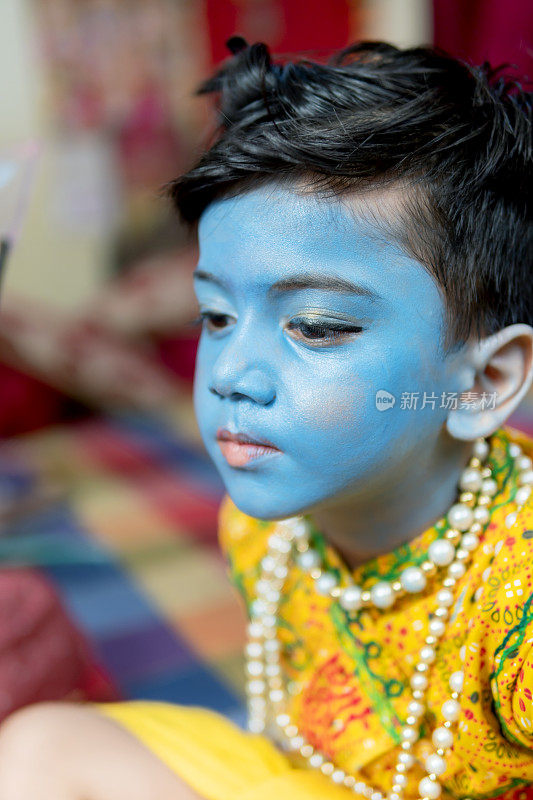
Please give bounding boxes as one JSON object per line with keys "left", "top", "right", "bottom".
{"left": 410, "top": 673, "right": 429, "bottom": 691}
{"left": 370, "top": 581, "right": 395, "bottom": 608}
{"left": 291, "top": 518, "right": 309, "bottom": 539}
{"left": 256, "top": 579, "right": 271, "bottom": 596}
{"left": 441, "top": 698, "right": 461, "bottom": 721}
{"left": 400, "top": 566, "right": 427, "bottom": 593}
{"left": 448, "top": 561, "right": 466, "bottom": 579}
{"left": 419, "top": 776, "right": 442, "bottom": 798}
{"left": 481, "top": 478, "right": 498, "bottom": 497}
{"left": 407, "top": 700, "right": 425, "bottom": 717}
{"left": 432, "top": 726, "right": 454, "bottom": 749}
{"left": 250, "top": 599, "right": 266, "bottom": 616}
{"left": 509, "top": 443, "right": 522, "bottom": 458}
{"left": 247, "top": 621, "right": 264, "bottom": 638}
{"left": 309, "top": 753, "right": 323, "bottom": 768}
{"left": 277, "top": 516, "right": 300, "bottom": 530}
{"left": 268, "top": 534, "right": 291, "bottom": 553}
{"left": 428, "top": 538, "right": 455, "bottom": 566}
{"left": 519, "top": 469, "right": 533, "bottom": 486}
{"left": 448, "top": 503, "right": 474, "bottom": 531}
{"left": 289, "top": 736, "right": 304, "bottom": 750}
{"left": 517, "top": 455, "right": 533, "bottom": 472}
{"left": 393, "top": 773, "right": 408, "bottom": 787}
{"left": 419, "top": 645, "right": 436, "bottom": 664}
{"left": 246, "top": 642, "right": 263, "bottom": 658}
{"left": 315, "top": 572, "right": 338, "bottom": 595}
{"left": 339, "top": 585, "right": 363, "bottom": 611}
{"left": 516, "top": 486, "right": 531, "bottom": 505}
{"left": 425, "top": 753, "right": 447, "bottom": 776}
{"left": 248, "top": 679, "right": 266, "bottom": 695}
{"left": 246, "top": 660, "right": 264, "bottom": 676}
{"left": 248, "top": 718, "right": 265, "bottom": 733}
{"left": 331, "top": 770, "right": 346, "bottom": 784}
{"left": 401, "top": 726, "right": 418, "bottom": 743}
{"left": 296, "top": 549, "right": 321, "bottom": 570}
{"left": 398, "top": 752, "right": 415, "bottom": 767}
{"left": 449, "top": 670, "right": 464, "bottom": 692}
{"left": 261, "top": 555, "right": 277, "bottom": 572}
{"left": 248, "top": 695, "right": 266, "bottom": 712}
{"left": 429, "top": 618, "right": 446, "bottom": 636}
{"left": 473, "top": 506, "right": 490, "bottom": 525}
{"left": 460, "top": 467, "right": 482, "bottom": 492}
{"left": 473, "top": 439, "right": 489, "bottom": 460}
{"left": 266, "top": 589, "right": 281, "bottom": 603}
{"left": 461, "top": 532, "right": 479, "bottom": 551}
{"left": 436, "top": 588, "right": 454, "bottom": 607}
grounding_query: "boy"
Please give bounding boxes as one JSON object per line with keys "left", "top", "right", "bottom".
{"left": 0, "top": 37, "right": 532, "bottom": 800}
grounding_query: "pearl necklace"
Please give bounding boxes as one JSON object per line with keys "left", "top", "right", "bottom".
{"left": 245, "top": 436, "right": 533, "bottom": 800}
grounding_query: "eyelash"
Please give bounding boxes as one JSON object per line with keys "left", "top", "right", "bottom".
{"left": 189, "top": 311, "right": 363, "bottom": 346}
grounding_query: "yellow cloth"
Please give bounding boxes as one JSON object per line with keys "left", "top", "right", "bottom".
{"left": 93, "top": 426, "right": 533, "bottom": 799}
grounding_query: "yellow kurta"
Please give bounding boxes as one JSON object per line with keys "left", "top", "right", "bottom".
{"left": 93, "top": 426, "right": 533, "bottom": 799}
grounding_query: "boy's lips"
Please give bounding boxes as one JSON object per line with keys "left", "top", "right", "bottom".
{"left": 216, "top": 427, "right": 282, "bottom": 467}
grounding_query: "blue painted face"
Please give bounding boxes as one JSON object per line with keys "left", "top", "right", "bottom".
{"left": 193, "top": 180, "right": 472, "bottom": 520}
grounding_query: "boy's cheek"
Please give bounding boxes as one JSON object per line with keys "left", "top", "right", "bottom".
{"left": 192, "top": 353, "right": 216, "bottom": 434}
{"left": 286, "top": 377, "right": 367, "bottom": 433}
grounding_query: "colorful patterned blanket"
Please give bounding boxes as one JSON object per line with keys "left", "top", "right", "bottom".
{"left": 0, "top": 400, "right": 247, "bottom": 726}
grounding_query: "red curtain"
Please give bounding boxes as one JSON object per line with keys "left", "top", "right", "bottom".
{"left": 433, "top": 0, "right": 533, "bottom": 80}
{"left": 204, "top": 0, "right": 357, "bottom": 65}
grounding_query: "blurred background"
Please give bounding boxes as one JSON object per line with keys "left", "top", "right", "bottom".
{"left": 0, "top": 0, "right": 531, "bottom": 729}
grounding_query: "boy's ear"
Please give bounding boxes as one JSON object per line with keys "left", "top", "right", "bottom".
{"left": 446, "top": 323, "right": 533, "bottom": 441}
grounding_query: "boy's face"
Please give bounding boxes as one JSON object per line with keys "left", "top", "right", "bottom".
{"left": 193, "top": 181, "right": 472, "bottom": 520}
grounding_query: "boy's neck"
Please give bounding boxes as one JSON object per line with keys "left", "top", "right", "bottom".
{"left": 308, "top": 433, "right": 477, "bottom": 570}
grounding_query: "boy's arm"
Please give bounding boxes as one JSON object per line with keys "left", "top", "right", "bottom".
{"left": 490, "top": 590, "right": 533, "bottom": 750}
{"left": 488, "top": 495, "right": 533, "bottom": 751}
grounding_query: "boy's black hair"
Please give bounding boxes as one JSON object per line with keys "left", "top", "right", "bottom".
{"left": 167, "top": 37, "right": 532, "bottom": 349}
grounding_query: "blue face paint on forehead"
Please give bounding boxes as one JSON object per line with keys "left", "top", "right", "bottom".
{"left": 193, "top": 181, "right": 471, "bottom": 521}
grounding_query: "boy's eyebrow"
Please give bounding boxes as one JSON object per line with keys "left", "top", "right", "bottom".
{"left": 268, "top": 273, "right": 380, "bottom": 300}
{"left": 193, "top": 269, "right": 380, "bottom": 300}
{"left": 193, "top": 269, "right": 226, "bottom": 287}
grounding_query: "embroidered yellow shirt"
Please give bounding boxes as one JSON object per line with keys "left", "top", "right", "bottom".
{"left": 218, "top": 426, "right": 533, "bottom": 799}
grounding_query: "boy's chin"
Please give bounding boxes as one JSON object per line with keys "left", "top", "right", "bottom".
{"left": 224, "top": 485, "right": 311, "bottom": 522}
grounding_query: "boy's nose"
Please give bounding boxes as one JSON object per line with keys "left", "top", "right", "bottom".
{"left": 206, "top": 314, "right": 278, "bottom": 406}
{"left": 208, "top": 367, "right": 276, "bottom": 406}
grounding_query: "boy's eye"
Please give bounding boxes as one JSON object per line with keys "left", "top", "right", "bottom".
{"left": 190, "top": 311, "right": 363, "bottom": 346}
{"left": 286, "top": 317, "right": 363, "bottom": 346}
{"left": 191, "top": 310, "right": 234, "bottom": 331}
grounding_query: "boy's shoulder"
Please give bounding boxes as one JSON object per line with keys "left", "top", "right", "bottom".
{"left": 502, "top": 423, "right": 533, "bottom": 457}
{"left": 469, "top": 425, "right": 533, "bottom": 750}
